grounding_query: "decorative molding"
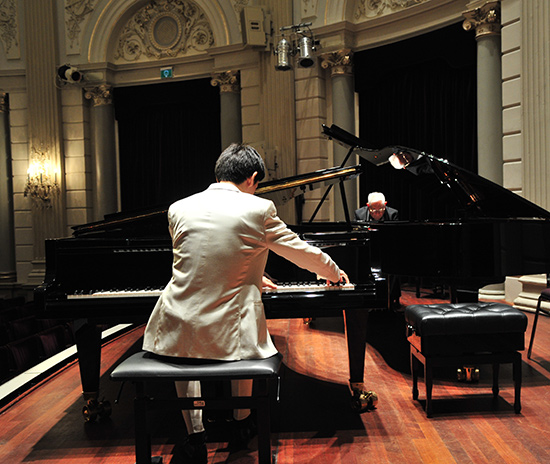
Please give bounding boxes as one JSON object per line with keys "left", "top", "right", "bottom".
{"left": 232, "top": 0, "right": 249, "bottom": 19}
{"left": 0, "top": 92, "right": 7, "bottom": 112}
{"left": 462, "top": 1, "right": 501, "bottom": 39}
{"left": 0, "top": 0, "right": 20, "bottom": 59}
{"left": 211, "top": 70, "right": 240, "bottom": 94}
{"left": 302, "top": 0, "right": 319, "bottom": 19}
{"left": 64, "top": 0, "right": 97, "bottom": 54}
{"left": 114, "top": 0, "right": 214, "bottom": 62}
{"left": 354, "top": 0, "right": 427, "bottom": 20}
{"left": 319, "top": 49, "right": 354, "bottom": 76}
{"left": 84, "top": 85, "right": 113, "bottom": 106}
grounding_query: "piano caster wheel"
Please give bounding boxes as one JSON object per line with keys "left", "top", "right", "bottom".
{"left": 83, "top": 399, "right": 99, "bottom": 422}
{"left": 349, "top": 384, "right": 378, "bottom": 413}
{"left": 82, "top": 398, "right": 112, "bottom": 422}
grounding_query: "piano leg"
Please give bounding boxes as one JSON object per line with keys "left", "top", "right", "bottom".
{"left": 75, "top": 321, "right": 112, "bottom": 421}
{"left": 343, "top": 309, "right": 378, "bottom": 412}
{"left": 344, "top": 309, "right": 368, "bottom": 383}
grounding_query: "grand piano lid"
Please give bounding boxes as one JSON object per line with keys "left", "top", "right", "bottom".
{"left": 255, "top": 165, "right": 363, "bottom": 205}
{"left": 324, "top": 123, "right": 550, "bottom": 220}
{"left": 361, "top": 144, "right": 550, "bottom": 220}
{"left": 71, "top": 205, "right": 169, "bottom": 237}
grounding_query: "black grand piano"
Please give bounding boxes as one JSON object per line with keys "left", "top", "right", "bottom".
{"left": 35, "top": 124, "right": 550, "bottom": 418}
{"left": 34, "top": 137, "right": 387, "bottom": 418}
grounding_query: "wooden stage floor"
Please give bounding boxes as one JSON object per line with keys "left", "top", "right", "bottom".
{"left": 1, "top": 288, "right": 550, "bottom": 463}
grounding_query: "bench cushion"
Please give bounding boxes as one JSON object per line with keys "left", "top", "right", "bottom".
{"left": 404, "top": 303, "right": 527, "bottom": 356}
{"left": 405, "top": 302, "right": 527, "bottom": 337}
{"left": 111, "top": 351, "right": 283, "bottom": 382}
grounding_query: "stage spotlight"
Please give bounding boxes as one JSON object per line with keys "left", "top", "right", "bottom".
{"left": 273, "top": 22, "right": 317, "bottom": 71}
{"left": 297, "top": 35, "right": 314, "bottom": 68}
{"left": 275, "top": 37, "right": 292, "bottom": 71}
{"left": 57, "top": 64, "right": 82, "bottom": 83}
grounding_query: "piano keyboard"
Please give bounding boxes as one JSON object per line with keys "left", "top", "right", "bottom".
{"left": 263, "top": 282, "right": 355, "bottom": 293}
{"left": 68, "top": 288, "right": 165, "bottom": 299}
{"left": 67, "top": 282, "right": 355, "bottom": 299}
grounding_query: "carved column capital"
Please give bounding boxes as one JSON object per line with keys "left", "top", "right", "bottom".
{"left": 210, "top": 70, "right": 240, "bottom": 94}
{"left": 319, "top": 49, "right": 354, "bottom": 77}
{"left": 0, "top": 92, "right": 7, "bottom": 112}
{"left": 84, "top": 84, "right": 113, "bottom": 106}
{"left": 462, "top": 1, "right": 501, "bottom": 39}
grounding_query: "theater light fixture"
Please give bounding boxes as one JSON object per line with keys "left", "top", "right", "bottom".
{"left": 275, "top": 36, "right": 292, "bottom": 71}
{"left": 274, "top": 22, "right": 317, "bottom": 71}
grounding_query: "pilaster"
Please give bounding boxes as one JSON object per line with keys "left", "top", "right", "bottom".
{"left": 211, "top": 70, "right": 242, "bottom": 149}
{"left": 84, "top": 85, "right": 118, "bottom": 221}
{"left": 0, "top": 92, "right": 16, "bottom": 282}
{"left": 463, "top": 1, "right": 504, "bottom": 301}
{"left": 22, "top": 0, "right": 66, "bottom": 284}
{"left": 463, "top": 0, "right": 503, "bottom": 185}
{"left": 514, "top": 0, "right": 550, "bottom": 311}
{"left": 319, "top": 49, "right": 357, "bottom": 221}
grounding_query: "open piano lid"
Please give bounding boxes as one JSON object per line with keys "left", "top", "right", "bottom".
{"left": 255, "top": 165, "right": 362, "bottom": 205}
{"left": 325, "top": 123, "right": 550, "bottom": 220}
{"left": 356, "top": 144, "right": 550, "bottom": 220}
{"left": 73, "top": 124, "right": 550, "bottom": 238}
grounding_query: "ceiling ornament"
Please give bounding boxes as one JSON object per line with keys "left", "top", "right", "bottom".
{"left": 354, "top": 0, "right": 427, "bottom": 20}
{"left": 114, "top": 0, "right": 214, "bottom": 62}
{"left": 0, "top": 0, "right": 20, "bottom": 59}
{"left": 65, "top": 0, "right": 97, "bottom": 52}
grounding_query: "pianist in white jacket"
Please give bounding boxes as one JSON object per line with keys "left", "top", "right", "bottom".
{"left": 142, "top": 143, "right": 347, "bottom": 458}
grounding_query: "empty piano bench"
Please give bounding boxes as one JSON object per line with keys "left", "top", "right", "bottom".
{"left": 110, "top": 351, "right": 283, "bottom": 464}
{"left": 404, "top": 302, "right": 527, "bottom": 418}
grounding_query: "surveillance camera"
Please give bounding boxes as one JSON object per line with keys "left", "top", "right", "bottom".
{"left": 57, "top": 64, "right": 82, "bottom": 83}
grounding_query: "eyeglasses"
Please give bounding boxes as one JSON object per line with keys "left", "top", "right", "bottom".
{"left": 368, "top": 208, "right": 386, "bottom": 213}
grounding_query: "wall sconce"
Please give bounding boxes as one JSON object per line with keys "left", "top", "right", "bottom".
{"left": 274, "top": 22, "right": 317, "bottom": 71}
{"left": 24, "top": 148, "right": 60, "bottom": 206}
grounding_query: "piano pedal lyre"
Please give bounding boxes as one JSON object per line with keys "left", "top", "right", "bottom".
{"left": 349, "top": 382, "right": 378, "bottom": 413}
{"left": 457, "top": 366, "right": 480, "bottom": 382}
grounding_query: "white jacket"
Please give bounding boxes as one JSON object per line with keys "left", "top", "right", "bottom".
{"left": 142, "top": 183, "right": 341, "bottom": 360}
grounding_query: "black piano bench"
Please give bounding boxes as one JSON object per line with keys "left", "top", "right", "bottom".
{"left": 110, "top": 351, "right": 283, "bottom": 464}
{"left": 404, "top": 302, "right": 527, "bottom": 418}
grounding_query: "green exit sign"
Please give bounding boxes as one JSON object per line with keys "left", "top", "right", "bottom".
{"left": 160, "top": 67, "right": 173, "bottom": 79}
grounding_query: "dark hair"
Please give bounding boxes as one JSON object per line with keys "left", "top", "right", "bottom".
{"left": 214, "top": 143, "right": 266, "bottom": 184}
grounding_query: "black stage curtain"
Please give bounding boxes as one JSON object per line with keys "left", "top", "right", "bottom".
{"left": 355, "top": 22, "right": 477, "bottom": 221}
{"left": 114, "top": 79, "right": 221, "bottom": 212}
